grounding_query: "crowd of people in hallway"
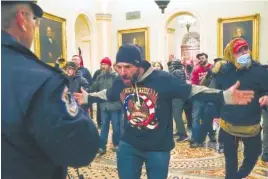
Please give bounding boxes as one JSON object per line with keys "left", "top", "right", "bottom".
{"left": 72, "top": 40, "right": 268, "bottom": 179}
{"left": 2, "top": 1, "right": 268, "bottom": 179}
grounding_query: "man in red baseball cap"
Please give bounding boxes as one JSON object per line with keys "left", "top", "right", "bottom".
{"left": 233, "top": 38, "right": 250, "bottom": 60}
{"left": 224, "top": 38, "right": 252, "bottom": 69}
{"left": 233, "top": 38, "right": 249, "bottom": 53}
{"left": 212, "top": 38, "right": 268, "bottom": 179}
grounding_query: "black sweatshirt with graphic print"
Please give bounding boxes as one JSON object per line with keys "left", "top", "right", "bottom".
{"left": 101, "top": 63, "right": 226, "bottom": 152}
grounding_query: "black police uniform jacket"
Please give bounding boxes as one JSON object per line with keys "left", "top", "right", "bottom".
{"left": 1, "top": 31, "right": 100, "bottom": 179}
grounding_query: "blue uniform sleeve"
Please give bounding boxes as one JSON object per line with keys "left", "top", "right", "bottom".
{"left": 27, "top": 75, "right": 99, "bottom": 167}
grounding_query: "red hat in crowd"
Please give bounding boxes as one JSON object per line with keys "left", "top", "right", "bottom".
{"left": 100, "top": 57, "right": 112, "bottom": 66}
{"left": 233, "top": 38, "right": 249, "bottom": 54}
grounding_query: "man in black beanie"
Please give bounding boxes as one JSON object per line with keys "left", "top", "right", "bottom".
{"left": 74, "top": 43, "right": 255, "bottom": 179}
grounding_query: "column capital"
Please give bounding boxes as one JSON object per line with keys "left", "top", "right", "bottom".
{"left": 167, "top": 28, "right": 175, "bottom": 34}
{"left": 96, "top": 13, "right": 112, "bottom": 21}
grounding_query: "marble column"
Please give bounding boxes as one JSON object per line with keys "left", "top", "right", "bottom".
{"left": 95, "top": 13, "right": 112, "bottom": 62}
{"left": 167, "top": 28, "right": 175, "bottom": 57}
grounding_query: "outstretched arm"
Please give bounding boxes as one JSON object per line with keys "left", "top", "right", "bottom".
{"left": 74, "top": 77, "right": 122, "bottom": 105}
{"left": 167, "top": 74, "right": 254, "bottom": 105}
{"left": 74, "top": 88, "right": 107, "bottom": 105}
{"left": 190, "top": 81, "right": 254, "bottom": 105}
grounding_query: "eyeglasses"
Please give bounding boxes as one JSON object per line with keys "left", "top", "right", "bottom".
{"left": 21, "top": 11, "right": 41, "bottom": 26}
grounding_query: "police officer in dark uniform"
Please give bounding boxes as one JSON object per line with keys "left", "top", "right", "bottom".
{"left": 1, "top": 1, "right": 99, "bottom": 179}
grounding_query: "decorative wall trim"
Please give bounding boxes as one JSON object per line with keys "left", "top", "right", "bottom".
{"left": 126, "top": 11, "right": 141, "bottom": 20}
{"left": 96, "top": 13, "right": 112, "bottom": 21}
{"left": 167, "top": 28, "right": 175, "bottom": 33}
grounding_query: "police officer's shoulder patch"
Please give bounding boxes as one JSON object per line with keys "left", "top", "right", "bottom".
{"left": 61, "top": 86, "right": 79, "bottom": 117}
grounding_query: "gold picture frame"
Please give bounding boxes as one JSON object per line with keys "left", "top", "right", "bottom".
{"left": 217, "top": 14, "right": 260, "bottom": 60}
{"left": 118, "top": 27, "right": 150, "bottom": 61}
{"left": 34, "top": 12, "right": 67, "bottom": 67}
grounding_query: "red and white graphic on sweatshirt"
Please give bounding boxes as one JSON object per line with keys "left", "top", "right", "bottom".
{"left": 120, "top": 87, "right": 159, "bottom": 130}
{"left": 191, "top": 64, "right": 212, "bottom": 85}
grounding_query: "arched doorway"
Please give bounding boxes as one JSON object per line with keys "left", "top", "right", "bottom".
{"left": 75, "top": 14, "right": 92, "bottom": 71}
{"left": 181, "top": 32, "right": 200, "bottom": 66}
{"left": 165, "top": 11, "right": 201, "bottom": 65}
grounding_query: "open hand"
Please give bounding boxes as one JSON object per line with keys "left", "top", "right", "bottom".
{"left": 73, "top": 87, "right": 88, "bottom": 105}
{"left": 226, "top": 81, "right": 254, "bottom": 105}
{"left": 169, "top": 54, "right": 174, "bottom": 62}
{"left": 259, "top": 95, "right": 268, "bottom": 107}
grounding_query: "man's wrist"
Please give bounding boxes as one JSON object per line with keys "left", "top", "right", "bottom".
{"left": 223, "top": 89, "right": 233, "bottom": 105}
{"left": 83, "top": 92, "right": 89, "bottom": 104}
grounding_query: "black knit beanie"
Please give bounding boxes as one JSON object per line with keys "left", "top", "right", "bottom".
{"left": 66, "top": 61, "right": 78, "bottom": 70}
{"left": 116, "top": 44, "right": 143, "bottom": 66}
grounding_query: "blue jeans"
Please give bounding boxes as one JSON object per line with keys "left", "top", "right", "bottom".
{"left": 120, "top": 108, "right": 125, "bottom": 137}
{"left": 100, "top": 110, "right": 121, "bottom": 150}
{"left": 191, "top": 101, "right": 204, "bottom": 142}
{"left": 117, "top": 141, "right": 170, "bottom": 179}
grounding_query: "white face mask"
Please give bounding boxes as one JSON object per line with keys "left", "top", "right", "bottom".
{"left": 236, "top": 53, "right": 252, "bottom": 68}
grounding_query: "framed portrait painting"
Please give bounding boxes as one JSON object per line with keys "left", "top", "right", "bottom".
{"left": 34, "top": 12, "right": 67, "bottom": 66}
{"left": 217, "top": 14, "right": 260, "bottom": 60}
{"left": 118, "top": 27, "right": 150, "bottom": 61}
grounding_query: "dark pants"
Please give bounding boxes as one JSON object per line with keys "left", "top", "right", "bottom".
{"left": 117, "top": 141, "right": 170, "bottom": 179}
{"left": 198, "top": 103, "right": 217, "bottom": 143}
{"left": 191, "top": 101, "right": 204, "bottom": 142}
{"left": 183, "top": 99, "right": 193, "bottom": 128}
{"left": 96, "top": 104, "right": 102, "bottom": 127}
{"left": 219, "top": 129, "right": 262, "bottom": 179}
{"left": 172, "top": 98, "right": 186, "bottom": 135}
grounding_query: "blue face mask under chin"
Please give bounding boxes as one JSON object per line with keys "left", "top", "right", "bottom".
{"left": 236, "top": 53, "right": 252, "bottom": 68}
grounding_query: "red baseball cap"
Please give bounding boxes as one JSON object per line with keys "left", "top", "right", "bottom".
{"left": 233, "top": 38, "right": 249, "bottom": 54}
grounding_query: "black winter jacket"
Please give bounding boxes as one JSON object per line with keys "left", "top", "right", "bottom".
{"left": 215, "top": 62, "right": 268, "bottom": 126}
{"left": 167, "top": 60, "right": 186, "bottom": 81}
{"left": 68, "top": 72, "right": 89, "bottom": 93}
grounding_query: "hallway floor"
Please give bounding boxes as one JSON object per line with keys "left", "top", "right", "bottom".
{"left": 68, "top": 139, "right": 268, "bottom": 179}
